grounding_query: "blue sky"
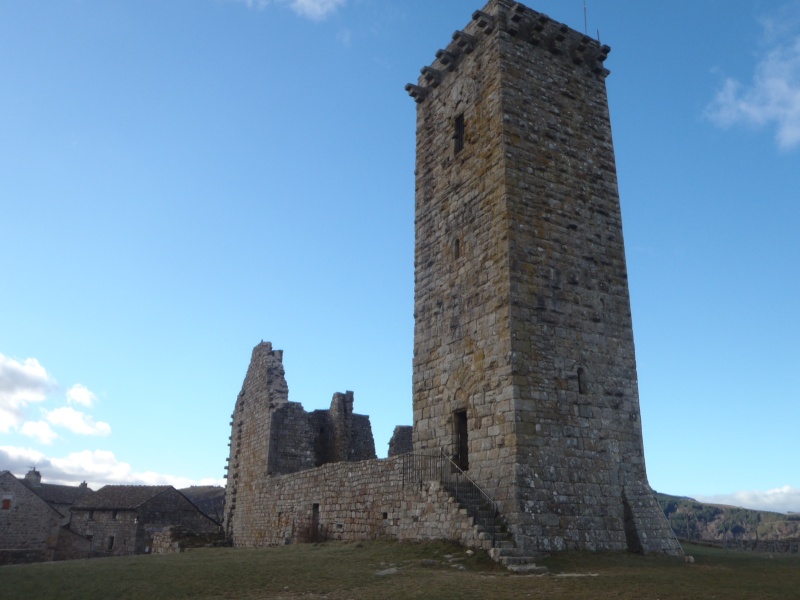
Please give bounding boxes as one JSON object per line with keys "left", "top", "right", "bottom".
{"left": 1, "top": 0, "right": 798, "bottom": 513}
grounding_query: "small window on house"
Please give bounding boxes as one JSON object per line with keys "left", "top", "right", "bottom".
{"left": 88, "top": 510, "right": 94, "bottom": 521}
{"left": 112, "top": 510, "right": 118, "bottom": 520}
{"left": 382, "top": 512, "right": 388, "bottom": 520}
{"left": 107, "top": 536, "right": 115, "bottom": 550}
{"left": 454, "top": 114, "right": 465, "bottom": 154}
{"left": 1, "top": 498, "right": 11, "bottom": 510}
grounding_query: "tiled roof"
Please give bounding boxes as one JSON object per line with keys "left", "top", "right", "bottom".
{"left": 21, "top": 480, "right": 93, "bottom": 506}
{"left": 72, "top": 485, "right": 173, "bottom": 510}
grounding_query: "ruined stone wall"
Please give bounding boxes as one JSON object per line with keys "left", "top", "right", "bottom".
{"left": 224, "top": 344, "right": 377, "bottom": 541}
{"left": 270, "top": 402, "right": 317, "bottom": 474}
{"left": 408, "top": 0, "right": 681, "bottom": 555}
{"left": 349, "top": 414, "right": 377, "bottom": 461}
{"left": 225, "top": 343, "right": 288, "bottom": 537}
{"left": 309, "top": 394, "right": 376, "bottom": 466}
{"left": 329, "top": 391, "right": 353, "bottom": 462}
{"left": 388, "top": 426, "right": 413, "bottom": 457}
{"left": 151, "top": 527, "right": 181, "bottom": 554}
{"left": 228, "top": 456, "right": 490, "bottom": 550}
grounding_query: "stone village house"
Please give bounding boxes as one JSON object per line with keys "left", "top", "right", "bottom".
{"left": 2, "top": 470, "right": 220, "bottom": 563}
{"left": 0, "top": 469, "right": 93, "bottom": 565}
{"left": 69, "top": 485, "right": 220, "bottom": 557}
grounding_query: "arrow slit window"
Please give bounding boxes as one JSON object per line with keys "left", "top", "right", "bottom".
{"left": 454, "top": 114, "right": 465, "bottom": 154}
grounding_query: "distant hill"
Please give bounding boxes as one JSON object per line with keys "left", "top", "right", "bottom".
{"left": 655, "top": 492, "right": 800, "bottom": 542}
{"left": 180, "top": 486, "right": 225, "bottom": 523}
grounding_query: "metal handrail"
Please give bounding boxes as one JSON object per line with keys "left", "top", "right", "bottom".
{"left": 436, "top": 450, "right": 498, "bottom": 512}
{"left": 401, "top": 449, "right": 500, "bottom": 547}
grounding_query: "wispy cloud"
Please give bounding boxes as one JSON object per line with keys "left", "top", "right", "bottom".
{"left": 231, "top": 0, "right": 346, "bottom": 21}
{"left": 706, "top": 24, "right": 800, "bottom": 150}
{"left": 696, "top": 486, "right": 800, "bottom": 514}
{"left": 0, "top": 446, "right": 223, "bottom": 489}
{"left": 0, "top": 354, "right": 57, "bottom": 432}
{"left": 45, "top": 406, "right": 111, "bottom": 437}
{"left": 66, "top": 383, "right": 97, "bottom": 408}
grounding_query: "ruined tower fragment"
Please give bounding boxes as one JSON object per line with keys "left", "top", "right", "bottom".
{"left": 223, "top": 343, "right": 376, "bottom": 542}
{"left": 408, "top": 0, "right": 682, "bottom": 554}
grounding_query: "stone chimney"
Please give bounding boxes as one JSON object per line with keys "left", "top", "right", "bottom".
{"left": 24, "top": 468, "right": 42, "bottom": 487}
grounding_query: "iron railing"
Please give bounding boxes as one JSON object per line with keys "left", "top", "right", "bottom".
{"left": 402, "top": 449, "right": 500, "bottom": 546}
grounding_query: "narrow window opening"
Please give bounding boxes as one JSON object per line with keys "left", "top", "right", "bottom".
{"left": 454, "top": 238, "right": 461, "bottom": 259}
{"left": 107, "top": 536, "right": 115, "bottom": 550}
{"left": 112, "top": 510, "right": 118, "bottom": 520}
{"left": 454, "top": 410, "right": 469, "bottom": 471}
{"left": 382, "top": 512, "right": 388, "bottom": 520}
{"left": 454, "top": 114, "right": 465, "bottom": 154}
{"left": 578, "top": 368, "right": 588, "bottom": 395}
{"left": 88, "top": 510, "right": 94, "bottom": 521}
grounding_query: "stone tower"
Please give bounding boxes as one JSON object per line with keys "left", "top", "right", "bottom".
{"left": 408, "top": 0, "right": 681, "bottom": 554}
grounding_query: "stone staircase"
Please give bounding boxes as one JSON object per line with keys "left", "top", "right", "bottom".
{"left": 444, "top": 479, "right": 548, "bottom": 574}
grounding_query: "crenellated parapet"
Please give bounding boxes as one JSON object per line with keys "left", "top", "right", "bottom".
{"left": 406, "top": 0, "right": 610, "bottom": 103}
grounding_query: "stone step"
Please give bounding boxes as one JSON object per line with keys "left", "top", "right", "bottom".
{"left": 496, "top": 548, "right": 550, "bottom": 560}
{"left": 506, "top": 563, "right": 549, "bottom": 575}
{"left": 487, "top": 548, "right": 549, "bottom": 573}
{"left": 499, "top": 555, "right": 538, "bottom": 566}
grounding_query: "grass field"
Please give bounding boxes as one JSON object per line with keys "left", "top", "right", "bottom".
{"left": 1, "top": 541, "right": 798, "bottom": 600}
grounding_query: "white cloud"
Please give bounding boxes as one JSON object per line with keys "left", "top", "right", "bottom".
{"left": 0, "top": 446, "right": 224, "bottom": 489}
{"left": 45, "top": 406, "right": 111, "bottom": 437}
{"left": 290, "top": 0, "right": 345, "bottom": 20}
{"left": 0, "top": 353, "right": 57, "bottom": 432}
{"left": 66, "top": 383, "right": 97, "bottom": 408}
{"left": 696, "top": 486, "right": 800, "bottom": 514}
{"left": 20, "top": 421, "right": 58, "bottom": 445}
{"left": 706, "top": 35, "right": 800, "bottom": 150}
{"left": 231, "top": 0, "right": 345, "bottom": 21}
